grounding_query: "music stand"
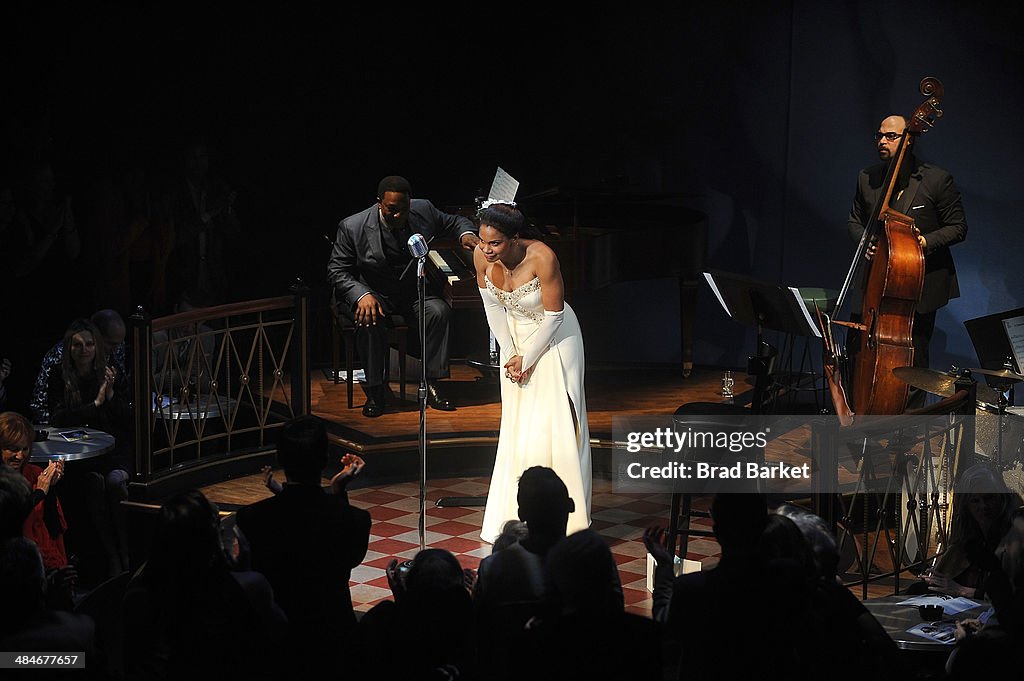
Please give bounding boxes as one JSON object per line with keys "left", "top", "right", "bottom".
{"left": 704, "top": 270, "right": 836, "bottom": 413}
{"left": 965, "top": 308, "right": 1024, "bottom": 467}
{"left": 965, "top": 307, "right": 1024, "bottom": 377}
{"left": 703, "top": 270, "right": 825, "bottom": 339}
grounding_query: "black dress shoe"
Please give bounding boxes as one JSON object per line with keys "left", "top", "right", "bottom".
{"left": 426, "top": 382, "right": 456, "bottom": 411}
{"left": 362, "top": 386, "right": 386, "bottom": 418}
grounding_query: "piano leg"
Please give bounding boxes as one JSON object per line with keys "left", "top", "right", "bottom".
{"left": 679, "top": 278, "right": 697, "bottom": 378}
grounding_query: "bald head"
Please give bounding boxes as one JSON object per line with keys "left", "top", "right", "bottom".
{"left": 91, "top": 309, "right": 126, "bottom": 347}
{"left": 876, "top": 115, "right": 909, "bottom": 162}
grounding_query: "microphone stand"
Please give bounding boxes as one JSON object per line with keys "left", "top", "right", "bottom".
{"left": 415, "top": 249, "right": 428, "bottom": 552}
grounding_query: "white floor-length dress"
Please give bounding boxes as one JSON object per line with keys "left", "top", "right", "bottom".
{"left": 479, "top": 274, "right": 591, "bottom": 542}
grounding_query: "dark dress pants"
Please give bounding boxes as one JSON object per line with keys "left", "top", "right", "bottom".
{"left": 355, "top": 291, "right": 451, "bottom": 388}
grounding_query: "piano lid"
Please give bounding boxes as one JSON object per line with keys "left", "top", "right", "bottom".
{"left": 517, "top": 183, "right": 708, "bottom": 290}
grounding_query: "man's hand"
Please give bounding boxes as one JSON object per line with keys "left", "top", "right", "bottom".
{"left": 913, "top": 226, "right": 927, "bottom": 250}
{"left": 460, "top": 233, "right": 481, "bottom": 250}
{"left": 330, "top": 453, "right": 366, "bottom": 493}
{"left": 643, "top": 526, "right": 673, "bottom": 567}
{"left": 954, "top": 618, "right": 983, "bottom": 642}
{"left": 385, "top": 558, "right": 408, "bottom": 602}
{"left": 923, "top": 571, "right": 971, "bottom": 597}
{"left": 864, "top": 236, "right": 878, "bottom": 261}
{"left": 261, "top": 465, "right": 283, "bottom": 495}
{"left": 355, "top": 294, "right": 385, "bottom": 327}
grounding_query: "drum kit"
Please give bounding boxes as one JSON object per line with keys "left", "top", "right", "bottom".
{"left": 893, "top": 362, "right": 1024, "bottom": 469}
{"left": 891, "top": 362, "right": 1024, "bottom": 564}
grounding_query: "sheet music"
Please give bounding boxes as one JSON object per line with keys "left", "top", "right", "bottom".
{"left": 703, "top": 272, "right": 731, "bottom": 317}
{"left": 488, "top": 167, "right": 519, "bottom": 203}
{"left": 787, "top": 287, "right": 822, "bottom": 338}
{"left": 1002, "top": 315, "right": 1024, "bottom": 373}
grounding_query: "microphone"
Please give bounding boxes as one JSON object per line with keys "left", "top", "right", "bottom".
{"left": 407, "top": 233, "right": 429, "bottom": 258}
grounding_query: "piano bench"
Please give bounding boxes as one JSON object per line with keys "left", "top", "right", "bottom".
{"left": 330, "top": 310, "right": 409, "bottom": 409}
{"left": 667, "top": 402, "right": 756, "bottom": 559}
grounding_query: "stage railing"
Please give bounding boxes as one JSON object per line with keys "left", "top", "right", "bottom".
{"left": 813, "top": 382, "right": 976, "bottom": 599}
{"left": 128, "top": 283, "right": 310, "bottom": 490}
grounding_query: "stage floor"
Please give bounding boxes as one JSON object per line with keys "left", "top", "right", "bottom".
{"left": 308, "top": 362, "right": 736, "bottom": 452}
{"left": 200, "top": 361, "right": 903, "bottom": 618}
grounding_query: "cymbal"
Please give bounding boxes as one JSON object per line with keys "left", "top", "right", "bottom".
{"left": 892, "top": 367, "right": 1002, "bottom": 406}
{"left": 970, "top": 368, "right": 1024, "bottom": 384}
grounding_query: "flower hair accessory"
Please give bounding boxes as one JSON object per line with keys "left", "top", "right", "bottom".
{"left": 480, "top": 198, "right": 517, "bottom": 210}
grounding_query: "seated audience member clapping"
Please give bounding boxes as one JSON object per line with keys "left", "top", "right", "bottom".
{"left": 123, "top": 490, "right": 285, "bottom": 681}
{"left": 30, "top": 309, "right": 127, "bottom": 425}
{"left": 47, "top": 318, "right": 133, "bottom": 580}
{"left": 0, "top": 412, "right": 76, "bottom": 605}
{"left": 236, "top": 416, "right": 370, "bottom": 675}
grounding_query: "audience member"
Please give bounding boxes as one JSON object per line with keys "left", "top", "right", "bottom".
{"left": 235, "top": 415, "right": 370, "bottom": 675}
{"left": 471, "top": 468, "right": 576, "bottom": 676}
{"left": 647, "top": 492, "right": 801, "bottom": 680}
{"left": 473, "top": 466, "right": 575, "bottom": 655}
{"left": 0, "top": 412, "right": 71, "bottom": 572}
{"left": 30, "top": 309, "right": 128, "bottom": 424}
{"left": 492, "top": 518, "right": 529, "bottom": 553}
{"left": 0, "top": 464, "right": 33, "bottom": 541}
{"left": 522, "top": 529, "right": 656, "bottom": 681}
{"left": 760, "top": 512, "right": 897, "bottom": 681}
{"left": 47, "top": 318, "right": 132, "bottom": 579}
{"left": 122, "top": 490, "right": 285, "bottom": 680}
{"left": 0, "top": 538, "right": 98, "bottom": 672}
{"left": 947, "top": 514, "right": 1024, "bottom": 679}
{"left": 361, "top": 548, "right": 476, "bottom": 679}
{"left": 911, "top": 463, "right": 1020, "bottom": 598}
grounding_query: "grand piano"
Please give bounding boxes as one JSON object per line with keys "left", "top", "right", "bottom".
{"left": 430, "top": 184, "right": 708, "bottom": 375}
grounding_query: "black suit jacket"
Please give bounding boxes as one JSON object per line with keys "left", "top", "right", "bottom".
{"left": 236, "top": 484, "right": 371, "bottom": 641}
{"left": 327, "top": 199, "right": 475, "bottom": 311}
{"left": 848, "top": 156, "right": 967, "bottom": 313}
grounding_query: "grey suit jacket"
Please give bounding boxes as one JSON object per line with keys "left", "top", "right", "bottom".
{"left": 847, "top": 157, "right": 967, "bottom": 314}
{"left": 327, "top": 198, "right": 475, "bottom": 311}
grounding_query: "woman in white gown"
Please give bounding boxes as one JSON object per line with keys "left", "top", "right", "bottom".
{"left": 474, "top": 202, "right": 591, "bottom": 542}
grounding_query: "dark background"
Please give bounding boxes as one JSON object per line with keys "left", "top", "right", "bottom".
{"left": 4, "top": 1, "right": 1022, "bottom": 375}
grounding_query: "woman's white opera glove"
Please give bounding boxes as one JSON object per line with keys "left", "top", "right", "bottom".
{"left": 480, "top": 291, "right": 517, "bottom": 363}
{"left": 521, "top": 309, "right": 564, "bottom": 371}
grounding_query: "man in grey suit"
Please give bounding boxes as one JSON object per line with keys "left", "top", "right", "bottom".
{"left": 849, "top": 114, "right": 968, "bottom": 405}
{"left": 328, "top": 176, "right": 480, "bottom": 416}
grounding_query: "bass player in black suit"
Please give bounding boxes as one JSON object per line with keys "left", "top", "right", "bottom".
{"left": 848, "top": 115, "right": 968, "bottom": 405}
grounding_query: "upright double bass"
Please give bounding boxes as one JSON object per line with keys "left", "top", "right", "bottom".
{"left": 824, "top": 77, "right": 945, "bottom": 421}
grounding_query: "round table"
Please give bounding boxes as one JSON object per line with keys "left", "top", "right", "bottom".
{"left": 29, "top": 426, "right": 115, "bottom": 464}
{"left": 153, "top": 395, "right": 236, "bottom": 420}
{"left": 862, "top": 594, "right": 990, "bottom": 652}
